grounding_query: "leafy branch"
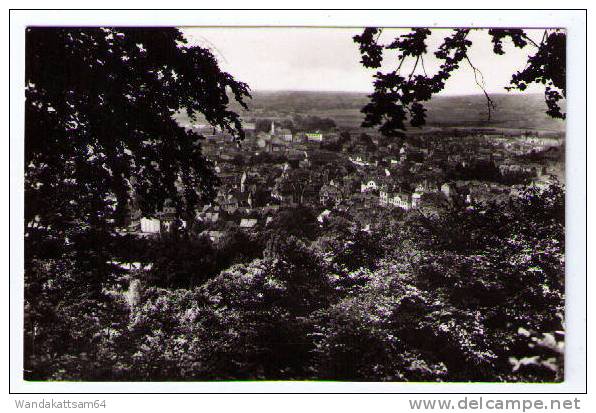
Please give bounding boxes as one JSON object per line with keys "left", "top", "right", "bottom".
{"left": 354, "top": 27, "right": 566, "bottom": 138}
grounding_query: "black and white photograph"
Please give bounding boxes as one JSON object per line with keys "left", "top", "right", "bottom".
{"left": 11, "top": 8, "right": 586, "bottom": 394}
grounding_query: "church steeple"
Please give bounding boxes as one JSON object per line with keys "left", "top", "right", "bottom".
{"left": 270, "top": 120, "right": 275, "bottom": 135}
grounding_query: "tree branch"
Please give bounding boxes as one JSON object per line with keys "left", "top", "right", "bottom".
{"left": 465, "top": 56, "right": 495, "bottom": 122}
{"left": 408, "top": 56, "right": 420, "bottom": 81}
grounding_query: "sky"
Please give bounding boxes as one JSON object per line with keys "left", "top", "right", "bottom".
{"left": 180, "top": 27, "right": 545, "bottom": 95}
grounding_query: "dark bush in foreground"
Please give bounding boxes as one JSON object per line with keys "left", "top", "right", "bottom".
{"left": 24, "top": 184, "right": 564, "bottom": 382}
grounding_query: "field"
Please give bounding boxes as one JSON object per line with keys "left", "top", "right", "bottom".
{"left": 230, "top": 91, "right": 566, "bottom": 133}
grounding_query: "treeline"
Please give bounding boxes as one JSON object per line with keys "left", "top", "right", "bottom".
{"left": 446, "top": 160, "right": 535, "bottom": 186}
{"left": 24, "top": 184, "right": 564, "bottom": 382}
{"left": 253, "top": 115, "right": 337, "bottom": 134}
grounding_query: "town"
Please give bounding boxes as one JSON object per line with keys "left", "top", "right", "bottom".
{"left": 125, "top": 114, "right": 565, "bottom": 241}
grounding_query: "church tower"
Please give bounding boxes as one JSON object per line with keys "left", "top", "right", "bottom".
{"left": 270, "top": 120, "right": 275, "bottom": 136}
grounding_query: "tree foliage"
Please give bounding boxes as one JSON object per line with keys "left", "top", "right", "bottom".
{"left": 353, "top": 28, "right": 566, "bottom": 137}
{"left": 24, "top": 27, "right": 250, "bottom": 378}
{"left": 26, "top": 182, "right": 564, "bottom": 381}
{"left": 25, "top": 27, "right": 250, "bottom": 261}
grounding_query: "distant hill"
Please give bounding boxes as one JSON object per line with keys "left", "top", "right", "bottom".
{"left": 232, "top": 91, "right": 565, "bottom": 132}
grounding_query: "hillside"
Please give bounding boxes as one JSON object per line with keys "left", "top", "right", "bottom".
{"left": 231, "top": 91, "right": 565, "bottom": 133}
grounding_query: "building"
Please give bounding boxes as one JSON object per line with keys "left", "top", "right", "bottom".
{"left": 411, "top": 191, "right": 423, "bottom": 208}
{"left": 360, "top": 179, "right": 379, "bottom": 193}
{"left": 239, "top": 218, "right": 258, "bottom": 231}
{"left": 305, "top": 132, "right": 323, "bottom": 142}
{"left": 319, "top": 184, "right": 343, "bottom": 206}
{"left": 140, "top": 217, "right": 160, "bottom": 234}
{"left": 278, "top": 128, "right": 293, "bottom": 142}
{"left": 203, "top": 212, "right": 220, "bottom": 223}
{"left": 379, "top": 187, "right": 412, "bottom": 210}
{"left": 349, "top": 154, "right": 376, "bottom": 167}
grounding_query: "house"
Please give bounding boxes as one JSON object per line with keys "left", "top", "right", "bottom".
{"left": 139, "top": 199, "right": 186, "bottom": 235}
{"left": 219, "top": 193, "right": 240, "bottom": 213}
{"left": 140, "top": 217, "right": 160, "bottom": 234}
{"left": 379, "top": 185, "right": 412, "bottom": 210}
{"left": 411, "top": 191, "right": 423, "bottom": 208}
{"left": 204, "top": 212, "right": 219, "bottom": 223}
{"left": 389, "top": 193, "right": 411, "bottom": 210}
{"left": 305, "top": 132, "right": 323, "bottom": 142}
{"left": 414, "top": 179, "right": 439, "bottom": 193}
{"left": 319, "top": 184, "right": 343, "bottom": 206}
{"left": 239, "top": 218, "right": 258, "bottom": 231}
{"left": 258, "top": 121, "right": 293, "bottom": 145}
{"left": 278, "top": 128, "right": 293, "bottom": 142}
{"left": 349, "top": 153, "right": 378, "bottom": 167}
{"left": 360, "top": 179, "right": 379, "bottom": 193}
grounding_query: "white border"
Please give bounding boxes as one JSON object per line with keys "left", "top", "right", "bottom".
{"left": 9, "top": 9, "right": 587, "bottom": 394}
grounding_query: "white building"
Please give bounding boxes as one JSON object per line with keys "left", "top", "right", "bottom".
{"left": 349, "top": 155, "right": 374, "bottom": 167}
{"left": 239, "top": 218, "right": 258, "bottom": 230}
{"left": 380, "top": 191, "right": 411, "bottom": 210}
{"left": 140, "top": 217, "right": 160, "bottom": 233}
{"left": 360, "top": 179, "right": 378, "bottom": 192}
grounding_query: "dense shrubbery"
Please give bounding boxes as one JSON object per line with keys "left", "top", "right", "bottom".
{"left": 24, "top": 184, "right": 564, "bottom": 382}
{"left": 445, "top": 160, "right": 534, "bottom": 185}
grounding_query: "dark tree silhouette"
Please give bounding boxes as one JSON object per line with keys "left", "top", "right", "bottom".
{"left": 24, "top": 27, "right": 250, "bottom": 378}
{"left": 25, "top": 27, "right": 250, "bottom": 262}
{"left": 353, "top": 28, "right": 566, "bottom": 137}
